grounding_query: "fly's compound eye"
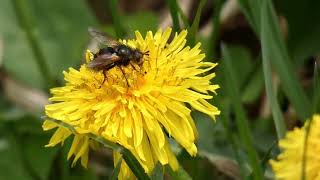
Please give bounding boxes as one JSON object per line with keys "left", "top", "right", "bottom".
{"left": 134, "top": 51, "right": 143, "bottom": 64}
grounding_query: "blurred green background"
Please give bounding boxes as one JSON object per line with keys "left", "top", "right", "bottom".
{"left": 0, "top": 0, "right": 320, "bottom": 179}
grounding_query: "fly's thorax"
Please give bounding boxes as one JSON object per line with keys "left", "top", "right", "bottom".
{"left": 115, "top": 45, "right": 131, "bottom": 57}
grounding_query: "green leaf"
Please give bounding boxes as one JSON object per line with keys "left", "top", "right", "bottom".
{"left": 12, "top": 0, "right": 54, "bottom": 89}
{"left": 0, "top": 116, "right": 59, "bottom": 180}
{"left": 260, "top": 0, "right": 311, "bottom": 120}
{"left": 223, "top": 45, "right": 254, "bottom": 89}
{"left": 66, "top": 166, "right": 98, "bottom": 180}
{"left": 221, "top": 44, "right": 264, "bottom": 180}
{"left": 0, "top": 107, "right": 27, "bottom": 122}
{"left": 0, "top": 0, "right": 98, "bottom": 89}
{"left": 214, "top": 45, "right": 263, "bottom": 103}
{"left": 166, "top": 166, "right": 192, "bottom": 180}
{"left": 0, "top": 136, "right": 33, "bottom": 180}
{"left": 44, "top": 117, "right": 150, "bottom": 180}
{"left": 151, "top": 163, "right": 164, "bottom": 180}
{"left": 193, "top": 111, "right": 234, "bottom": 158}
{"left": 260, "top": 141, "right": 277, "bottom": 171}
{"left": 0, "top": 0, "right": 43, "bottom": 89}
{"left": 241, "top": 65, "right": 264, "bottom": 103}
{"left": 251, "top": 117, "right": 277, "bottom": 153}
{"left": 23, "top": 134, "right": 59, "bottom": 180}
{"left": 191, "top": 105, "right": 249, "bottom": 179}
{"left": 109, "top": 157, "right": 123, "bottom": 180}
{"left": 9, "top": 115, "right": 43, "bottom": 134}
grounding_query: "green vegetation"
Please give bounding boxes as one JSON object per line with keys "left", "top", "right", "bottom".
{"left": 0, "top": 0, "right": 319, "bottom": 179}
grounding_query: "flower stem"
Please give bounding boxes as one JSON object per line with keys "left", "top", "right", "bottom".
{"left": 301, "top": 116, "right": 314, "bottom": 180}
{"left": 11, "top": 0, "right": 54, "bottom": 90}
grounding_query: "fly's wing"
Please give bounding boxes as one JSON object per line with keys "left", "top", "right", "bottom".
{"left": 88, "top": 27, "right": 120, "bottom": 47}
{"left": 87, "top": 53, "right": 120, "bottom": 70}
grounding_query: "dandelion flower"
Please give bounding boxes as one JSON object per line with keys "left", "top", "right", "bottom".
{"left": 43, "top": 27, "right": 220, "bottom": 178}
{"left": 270, "top": 114, "right": 320, "bottom": 180}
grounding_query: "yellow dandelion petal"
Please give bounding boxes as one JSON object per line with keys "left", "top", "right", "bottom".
{"left": 137, "top": 131, "right": 155, "bottom": 171}
{"left": 42, "top": 120, "right": 58, "bottom": 131}
{"left": 270, "top": 114, "right": 320, "bottom": 180}
{"left": 43, "top": 27, "right": 220, "bottom": 178}
{"left": 45, "top": 126, "right": 71, "bottom": 147}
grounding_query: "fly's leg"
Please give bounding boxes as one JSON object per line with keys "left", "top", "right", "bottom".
{"left": 118, "top": 66, "right": 129, "bottom": 88}
{"left": 94, "top": 70, "right": 107, "bottom": 89}
{"left": 130, "top": 62, "right": 138, "bottom": 72}
{"left": 101, "top": 70, "right": 107, "bottom": 86}
{"left": 97, "top": 63, "right": 116, "bottom": 88}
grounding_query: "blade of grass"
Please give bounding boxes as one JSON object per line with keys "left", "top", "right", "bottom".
{"left": 208, "top": 0, "right": 225, "bottom": 59}
{"left": 44, "top": 117, "right": 150, "bottom": 180}
{"left": 166, "top": 0, "right": 180, "bottom": 33}
{"left": 261, "top": 49, "right": 287, "bottom": 139}
{"left": 188, "top": 0, "right": 207, "bottom": 46}
{"left": 237, "top": 0, "right": 262, "bottom": 34}
{"left": 238, "top": 0, "right": 311, "bottom": 120}
{"left": 177, "top": 5, "right": 190, "bottom": 29}
{"left": 222, "top": 44, "right": 263, "bottom": 180}
{"left": 312, "top": 61, "right": 320, "bottom": 113}
{"left": 301, "top": 115, "right": 314, "bottom": 180}
{"left": 106, "top": 0, "right": 126, "bottom": 38}
{"left": 11, "top": 0, "right": 54, "bottom": 90}
{"left": 260, "top": 0, "right": 311, "bottom": 120}
{"left": 109, "top": 157, "right": 123, "bottom": 180}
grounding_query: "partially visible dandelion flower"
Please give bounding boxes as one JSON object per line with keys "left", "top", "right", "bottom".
{"left": 270, "top": 114, "right": 320, "bottom": 180}
{"left": 43, "top": 27, "right": 220, "bottom": 179}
